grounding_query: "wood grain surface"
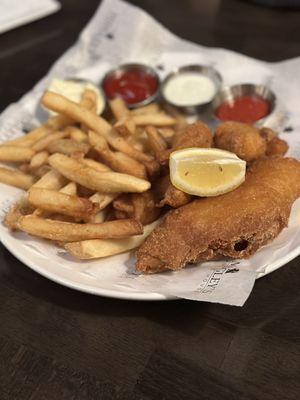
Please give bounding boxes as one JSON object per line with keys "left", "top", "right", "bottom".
{"left": 0, "top": 1, "right": 300, "bottom": 399}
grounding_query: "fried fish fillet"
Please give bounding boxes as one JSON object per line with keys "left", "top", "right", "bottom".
{"left": 214, "top": 121, "right": 267, "bottom": 162}
{"left": 136, "top": 157, "right": 300, "bottom": 273}
{"left": 158, "top": 121, "right": 213, "bottom": 165}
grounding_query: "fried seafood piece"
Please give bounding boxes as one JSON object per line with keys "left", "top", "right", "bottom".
{"left": 259, "top": 127, "right": 289, "bottom": 157}
{"left": 258, "top": 127, "right": 276, "bottom": 143}
{"left": 266, "top": 137, "right": 289, "bottom": 156}
{"left": 136, "top": 157, "right": 300, "bottom": 273}
{"left": 158, "top": 122, "right": 213, "bottom": 164}
{"left": 154, "top": 174, "right": 192, "bottom": 208}
{"left": 214, "top": 121, "right": 267, "bottom": 162}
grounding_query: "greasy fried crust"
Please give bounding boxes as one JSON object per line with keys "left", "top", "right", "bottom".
{"left": 259, "top": 127, "right": 276, "bottom": 143}
{"left": 266, "top": 137, "right": 289, "bottom": 157}
{"left": 259, "top": 127, "right": 289, "bottom": 157}
{"left": 136, "top": 157, "right": 300, "bottom": 273}
{"left": 158, "top": 121, "right": 213, "bottom": 164}
{"left": 154, "top": 174, "right": 192, "bottom": 208}
{"left": 214, "top": 121, "right": 266, "bottom": 162}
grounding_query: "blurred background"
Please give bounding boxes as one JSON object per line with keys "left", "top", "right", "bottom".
{"left": 0, "top": 0, "right": 299, "bottom": 109}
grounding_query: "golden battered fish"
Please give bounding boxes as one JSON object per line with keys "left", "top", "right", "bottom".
{"left": 158, "top": 121, "right": 213, "bottom": 165}
{"left": 214, "top": 121, "right": 267, "bottom": 162}
{"left": 136, "top": 157, "right": 300, "bottom": 273}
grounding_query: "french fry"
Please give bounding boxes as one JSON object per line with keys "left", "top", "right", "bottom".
{"left": 158, "top": 127, "right": 175, "bottom": 144}
{"left": 113, "top": 191, "right": 160, "bottom": 224}
{"left": 18, "top": 215, "right": 143, "bottom": 241}
{"left": 80, "top": 89, "right": 98, "bottom": 132}
{"left": 46, "top": 114, "right": 74, "bottom": 130}
{"left": 32, "top": 130, "right": 69, "bottom": 152}
{"left": 33, "top": 182, "right": 77, "bottom": 217}
{"left": 80, "top": 158, "right": 111, "bottom": 172}
{"left": 109, "top": 97, "right": 129, "bottom": 120}
{"left": 1, "top": 87, "right": 187, "bottom": 261}
{"left": 66, "top": 127, "right": 88, "bottom": 143}
{"left": 131, "top": 191, "right": 161, "bottom": 224}
{"left": 42, "top": 92, "right": 153, "bottom": 163}
{"left": 29, "top": 151, "right": 49, "bottom": 170}
{"left": 88, "top": 131, "right": 147, "bottom": 180}
{"left": 130, "top": 103, "right": 160, "bottom": 115}
{"left": 3, "top": 126, "right": 51, "bottom": 148}
{"left": 88, "top": 192, "right": 114, "bottom": 223}
{"left": 64, "top": 220, "right": 159, "bottom": 259}
{"left": 4, "top": 204, "right": 23, "bottom": 230}
{"left": 48, "top": 153, "right": 151, "bottom": 193}
{"left": 0, "top": 146, "right": 35, "bottom": 163}
{"left": 145, "top": 125, "right": 167, "bottom": 158}
{"left": 59, "top": 182, "right": 77, "bottom": 195}
{"left": 4, "top": 197, "right": 34, "bottom": 230}
{"left": 47, "top": 139, "right": 90, "bottom": 155}
{"left": 19, "top": 163, "right": 30, "bottom": 173}
{"left": 114, "top": 117, "right": 136, "bottom": 137}
{"left": 42, "top": 91, "right": 112, "bottom": 133}
{"left": 3, "top": 113, "right": 73, "bottom": 148}
{"left": 28, "top": 188, "right": 99, "bottom": 221}
{"left": 107, "top": 131, "right": 153, "bottom": 163}
{"left": 32, "top": 165, "right": 52, "bottom": 178}
{"left": 81, "top": 89, "right": 98, "bottom": 113}
{"left": 131, "top": 114, "right": 176, "bottom": 126}
{"left": 0, "top": 167, "right": 35, "bottom": 189}
{"left": 89, "top": 192, "right": 117, "bottom": 210}
{"left": 91, "top": 209, "right": 106, "bottom": 223}
{"left": 32, "top": 169, "right": 67, "bottom": 190}
{"left": 127, "top": 133, "right": 146, "bottom": 152}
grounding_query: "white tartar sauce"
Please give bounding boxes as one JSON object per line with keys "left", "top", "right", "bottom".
{"left": 47, "top": 78, "right": 105, "bottom": 115}
{"left": 163, "top": 73, "right": 216, "bottom": 106}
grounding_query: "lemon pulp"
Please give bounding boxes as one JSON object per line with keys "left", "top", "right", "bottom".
{"left": 169, "top": 148, "right": 246, "bottom": 197}
{"left": 177, "top": 159, "right": 243, "bottom": 189}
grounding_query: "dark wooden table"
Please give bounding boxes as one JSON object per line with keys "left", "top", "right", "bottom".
{"left": 0, "top": 1, "right": 300, "bottom": 399}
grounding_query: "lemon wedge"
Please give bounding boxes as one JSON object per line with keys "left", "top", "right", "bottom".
{"left": 169, "top": 148, "right": 246, "bottom": 197}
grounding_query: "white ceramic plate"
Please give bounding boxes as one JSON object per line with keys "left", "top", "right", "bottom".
{"left": 1, "top": 184, "right": 300, "bottom": 301}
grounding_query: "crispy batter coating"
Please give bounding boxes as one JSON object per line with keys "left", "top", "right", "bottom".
{"left": 214, "top": 121, "right": 266, "bottom": 162}
{"left": 158, "top": 122, "right": 213, "bottom": 164}
{"left": 259, "top": 127, "right": 276, "bottom": 143}
{"left": 259, "top": 127, "right": 289, "bottom": 156}
{"left": 154, "top": 174, "right": 192, "bottom": 208}
{"left": 172, "top": 121, "right": 213, "bottom": 148}
{"left": 136, "top": 157, "right": 300, "bottom": 273}
{"left": 266, "top": 137, "right": 289, "bottom": 157}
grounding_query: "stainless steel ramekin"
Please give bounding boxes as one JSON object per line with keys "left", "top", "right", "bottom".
{"left": 101, "top": 63, "right": 160, "bottom": 109}
{"left": 211, "top": 83, "right": 276, "bottom": 126}
{"left": 161, "top": 64, "right": 222, "bottom": 115}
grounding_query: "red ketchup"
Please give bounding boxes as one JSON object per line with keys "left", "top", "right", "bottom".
{"left": 103, "top": 68, "right": 158, "bottom": 105}
{"left": 216, "top": 95, "right": 270, "bottom": 124}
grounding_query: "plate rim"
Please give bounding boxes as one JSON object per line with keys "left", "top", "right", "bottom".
{"left": 1, "top": 226, "right": 300, "bottom": 301}
{"left": 0, "top": 232, "right": 172, "bottom": 301}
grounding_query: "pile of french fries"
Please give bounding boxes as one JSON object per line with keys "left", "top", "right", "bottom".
{"left": 0, "top": 88, "right": 186, "bottom": 259}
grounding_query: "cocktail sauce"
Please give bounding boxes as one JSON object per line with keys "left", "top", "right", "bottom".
{"left": 216, "top": 95, "right": 270, "bottom": 123}
{"left": 103, "top": 68, "right": 159, "bottom": 105}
